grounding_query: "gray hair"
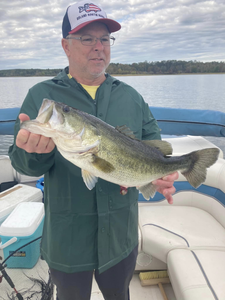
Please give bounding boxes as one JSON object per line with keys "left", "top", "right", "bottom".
{"left": 65, "top": 34, "right": 73, "bottom": 45}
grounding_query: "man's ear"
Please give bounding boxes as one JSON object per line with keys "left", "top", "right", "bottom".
{"left": 61, "top": 38, "right": 70, "bottom": 57}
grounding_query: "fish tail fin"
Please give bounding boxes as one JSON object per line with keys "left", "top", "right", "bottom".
{"left": 181, "top": 148, "right": 220, "bottom": 188}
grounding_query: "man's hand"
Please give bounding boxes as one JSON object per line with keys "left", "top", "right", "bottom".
{"left": 16, "top": 113, "right": 55, "bottom": 154}
{"left": 152, "top": 172, "right": 179, "bottom": 204}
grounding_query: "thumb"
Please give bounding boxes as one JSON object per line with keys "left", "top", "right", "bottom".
{"left": 19, "top": 113, "right": 30, "bottom": 122}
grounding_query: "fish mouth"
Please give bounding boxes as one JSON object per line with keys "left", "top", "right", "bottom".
{"left": 36, "top": 100, "right": 54, "bottom": 124}
{"left": 21, "top": 119, "right": 55, "bottom": 137}
{"left": 37, "top": 99, "right": 67, "bottom": 126}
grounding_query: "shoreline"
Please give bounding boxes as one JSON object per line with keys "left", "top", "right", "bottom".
{"left": 111, "top": 73, "right": 225, "bottom": 77}
{"left": 0, "top": 72, "right": 225, "bottom": 78}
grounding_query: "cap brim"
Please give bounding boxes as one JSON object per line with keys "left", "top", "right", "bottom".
{"left": 69, "top": 19, "right": 121, "bottom": 34}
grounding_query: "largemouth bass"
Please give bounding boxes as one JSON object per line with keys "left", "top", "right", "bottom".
{"left": 20, "top": 99, "right": 220, "bottom": 200}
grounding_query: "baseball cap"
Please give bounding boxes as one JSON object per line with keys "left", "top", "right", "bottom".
{"left": 62, "top": 1, "right": 121, "bottom": 38}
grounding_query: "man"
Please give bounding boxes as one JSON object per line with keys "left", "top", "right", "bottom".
{"left": 9, "top": 1, "right": 178, "bottom": 299}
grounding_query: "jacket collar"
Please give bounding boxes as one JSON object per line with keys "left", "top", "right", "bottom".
{"left": 53, "top": 67, "right": 120, "bottom": 87}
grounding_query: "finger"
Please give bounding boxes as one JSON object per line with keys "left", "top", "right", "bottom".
{"left": 16, "top": 129, "right": 31, "bottom": 148}
{"left": 45, "top": 139, "right": 56, "bottom": 153}
{"left": 21, "top": 134, "right": 42, "bottom": 153}
{"left": 162, "top": 172, "right": 179, "bottom": 182}
{"left": 165, "top": 194, "right": 173, "bottom": 205}
{"left": 36, "top": 136, "right": 55, "bottom": 154}
{"left": 19, "top": 113, "right": 30, "bottom": 122}
{"left": 163, "top": 185, "right": 176, "bottom": 197}
{"left": 152, "top": 172, "right": 179, "bottom": 185}
{"left": 156, "top": 184, "right": 176, "bottom": 196}
{"left": 16, "top": 132, "right": 40, "bottom": 153}
{"left": 152, "top": 178, "right": 174, "bottom": 188}
{"left": 16, "top": 127, "right": 55, "bottom": 154}
{"left": 164, "top": 186, "right": 176, "bottom": 202}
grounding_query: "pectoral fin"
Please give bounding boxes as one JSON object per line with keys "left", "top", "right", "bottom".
{"left": 92, "top": 155, "right": 115, "bottom": 173}
{"left": 137, "top": 182, "right": 157, "bottom": 200}
{"left": 81, "top": 169, "right": 98, "bottom": 190}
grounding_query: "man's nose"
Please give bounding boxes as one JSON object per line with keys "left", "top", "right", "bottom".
{"left": 94, "top": 39, "right": 104, "bottom": 50}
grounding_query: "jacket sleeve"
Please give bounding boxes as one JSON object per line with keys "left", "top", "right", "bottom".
{"left": 8, "top": 90, "right": 56, "bottom": 177}
{"left": 142, "top": 102, "right": 161, "bottom": 140}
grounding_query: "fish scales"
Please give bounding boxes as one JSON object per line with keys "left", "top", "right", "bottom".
{"left": 20, "top": 99, "right": 220, "bottom": 200}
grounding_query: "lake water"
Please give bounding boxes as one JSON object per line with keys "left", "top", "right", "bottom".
{"left": 0, "top": 74, "right": 225, "bottom": 155}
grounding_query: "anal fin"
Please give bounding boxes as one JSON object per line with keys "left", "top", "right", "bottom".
{"left": 137, "top": 182, "right": 157, "bottom": 200}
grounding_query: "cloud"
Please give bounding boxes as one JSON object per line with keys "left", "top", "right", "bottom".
{"left": 112, "top": 0, "right": 225, "bottom": 63}
{"left": 0, "top": 0, "right": 224, "bottom": 69}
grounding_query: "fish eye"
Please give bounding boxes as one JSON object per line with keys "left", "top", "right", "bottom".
{"left": 63, "top": 106, "right": 70, "bottom": 113}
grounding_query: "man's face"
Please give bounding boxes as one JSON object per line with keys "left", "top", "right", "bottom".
{"left": 62, "top": 22, "right": 111, "bottom": 83}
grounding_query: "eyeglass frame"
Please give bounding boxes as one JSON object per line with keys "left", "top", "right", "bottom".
{"left": 65, "top": 34, "right": 116, "bottom": 46}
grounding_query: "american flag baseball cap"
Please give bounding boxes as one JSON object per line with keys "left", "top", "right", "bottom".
{"left": 62, "top": 1, "right": 121, "bottom": 38}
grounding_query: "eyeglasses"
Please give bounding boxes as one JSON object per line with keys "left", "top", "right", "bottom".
{"left": 66, "top": 34, "right": 116, "bottom": 46}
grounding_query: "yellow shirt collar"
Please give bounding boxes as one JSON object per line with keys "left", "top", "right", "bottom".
{"left": 68, "top": 73, "right": 99, "bottom": 100}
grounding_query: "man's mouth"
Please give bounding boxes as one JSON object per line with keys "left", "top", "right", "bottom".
{"left": 91, "top": 58, "right": 103, "bottom": 61}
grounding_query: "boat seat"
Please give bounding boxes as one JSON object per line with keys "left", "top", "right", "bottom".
{"left": 167, "top": 248, "right": 225, "bottom": 300}
{"left": 164, "top": 135, "right": 224, "bottom": 158}
{"left": 138, "top": 205, "right": 225, "bottom": 263}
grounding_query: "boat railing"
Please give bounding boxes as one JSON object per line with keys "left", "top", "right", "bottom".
{"left": 150, "top": 106, "right": 225, "bottom": 137}
{"left": 1, "top": 106, "right": 225, "bottom": 137}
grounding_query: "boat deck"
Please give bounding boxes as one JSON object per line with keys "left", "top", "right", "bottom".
{"left": 0, "top": 257, "right": 176, "bottom": 300}
{"left": 91, "top": 273, "right": 176, "bottom": 300}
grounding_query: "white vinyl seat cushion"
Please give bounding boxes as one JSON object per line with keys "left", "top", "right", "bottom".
{"left": 138, "top": 205, "right": 225, "bottom": 263}
{"left": 167, "top": 249, "right": 225, "bottom": 300}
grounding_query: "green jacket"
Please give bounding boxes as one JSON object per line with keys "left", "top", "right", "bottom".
{"left": 9, "top": 68, "right": 161, "bottom": 273}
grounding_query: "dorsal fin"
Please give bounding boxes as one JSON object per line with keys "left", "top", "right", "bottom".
{"left": 142, "top": 140, "right": 173, "bottom": 156}
{"left": 116, "top": 125, "right": 137, "bottom": 139}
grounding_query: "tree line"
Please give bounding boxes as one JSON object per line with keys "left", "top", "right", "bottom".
{"left": 0, "top": 60, "right": 224, "bottom": 77}
{"left": 106, "top": 60, "right": 225, "bottom": 75}
{"left": 0, "top": 69, "right": 61, "bottom": 77}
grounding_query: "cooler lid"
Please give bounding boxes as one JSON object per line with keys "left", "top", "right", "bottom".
{"left": 0, "top": 184, "right": 43, "bottom": 220}
{"left": 0, "top": 202, "right": 44, "bottom": 237}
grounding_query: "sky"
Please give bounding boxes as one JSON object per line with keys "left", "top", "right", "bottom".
{"left": 1, "top": 0, "right": 225, "bottom": 70}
